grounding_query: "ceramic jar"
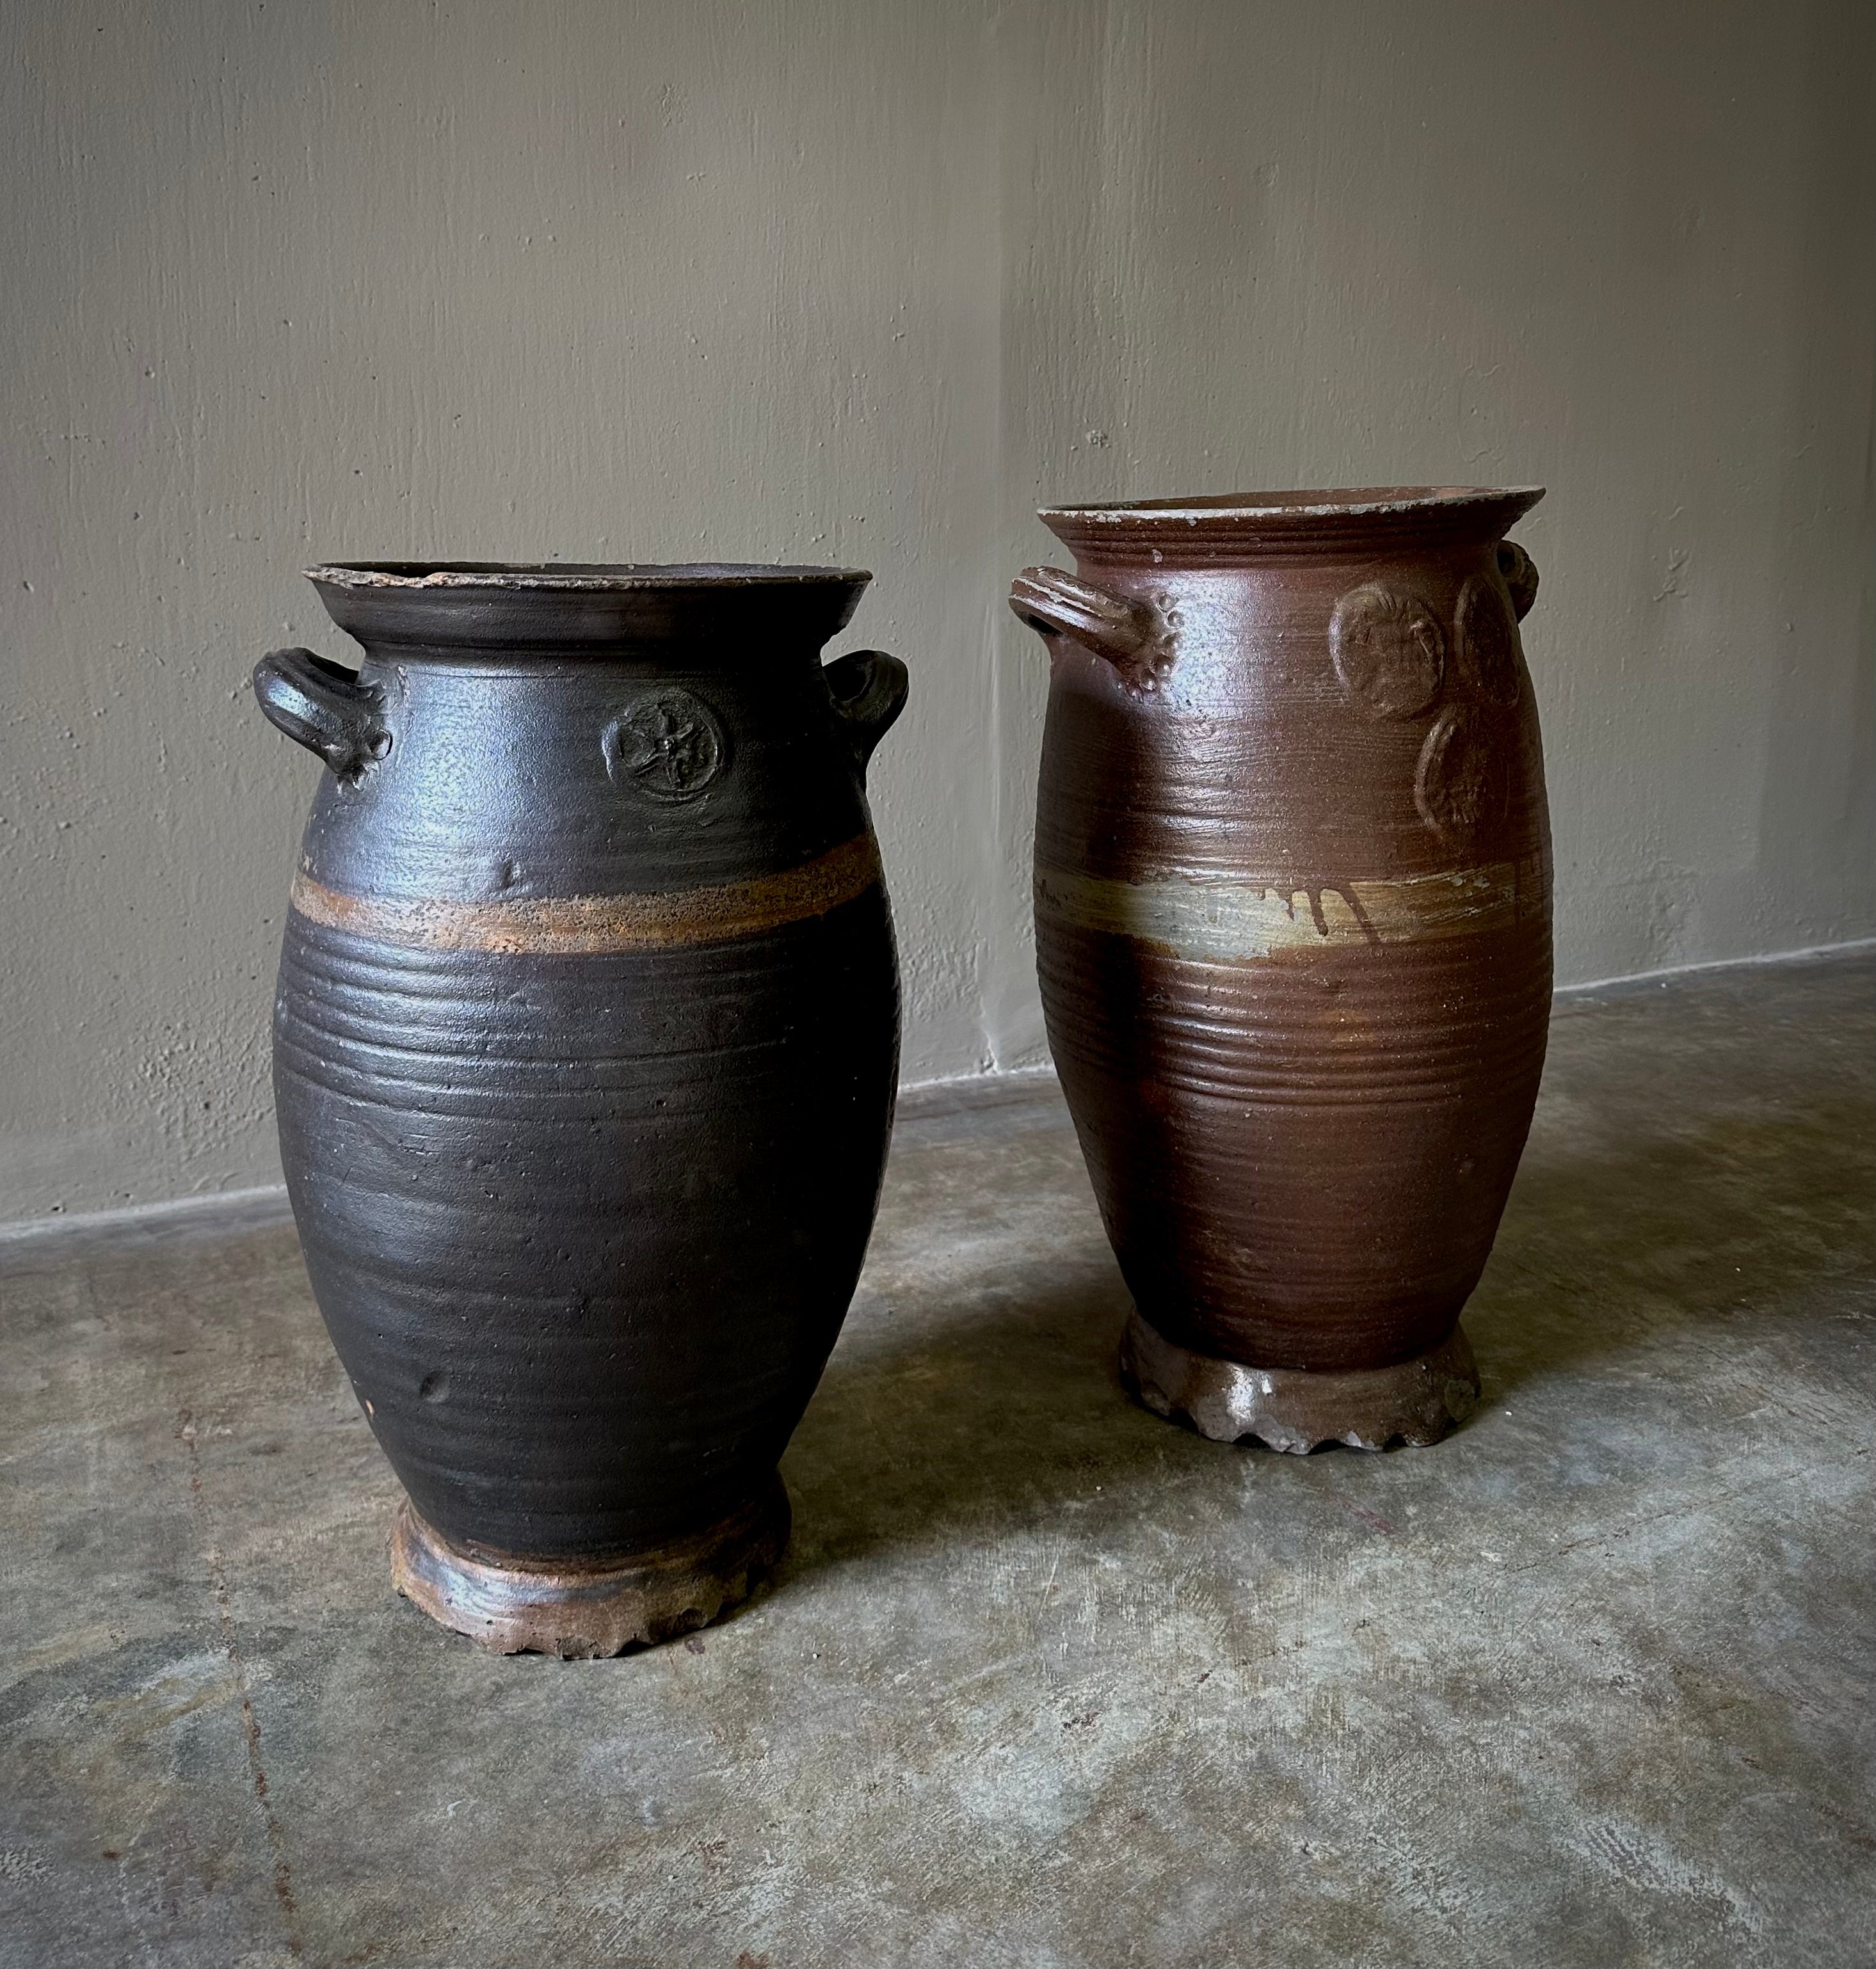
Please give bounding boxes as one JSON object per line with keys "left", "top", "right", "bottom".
{"left": 1012, "top": 490, "right": 1551, "bottom": 1450}
{"left": 255, "top": 562, "right": 906, "bottom": 1653}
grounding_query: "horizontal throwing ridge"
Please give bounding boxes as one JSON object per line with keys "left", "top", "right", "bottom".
{"left": 1035, "top": 856, "right": 1544, "bottom": 961}
{"left": 291, "top": 833, "right": 883, "bottom": 954}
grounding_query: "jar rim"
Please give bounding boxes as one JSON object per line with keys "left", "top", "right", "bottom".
{"left": 305, "top": 561, "right": 870, "bottom": 591}
{"left": 1039, "top": 486, "right": 1544, "bottom": 524}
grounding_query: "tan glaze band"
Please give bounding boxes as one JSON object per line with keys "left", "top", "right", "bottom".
{"left": 291, "top": 832, "right": 883, "bottom": 955}
{"left": 1035, "top": 854, "right": 1544, "bottom": 962}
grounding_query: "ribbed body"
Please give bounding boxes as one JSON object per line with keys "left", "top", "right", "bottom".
{"left": 1026, "top": 493, "right": 1553, "bottom": 1374}
{"left": 265, "top": 566, "right": 902, "bottom": 1566}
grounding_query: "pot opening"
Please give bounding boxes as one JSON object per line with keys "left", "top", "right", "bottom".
{"left": 1042, "top": 486, "right": 1543, "bottom": 521}
{"left": 307, "top": 561, "right": 869, "bottom": 590}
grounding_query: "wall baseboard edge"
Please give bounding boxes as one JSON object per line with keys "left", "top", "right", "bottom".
{"left": 1552, "top": 932, "right": 1876, "bottom": 1001}
{"left": 4, "top": 933, "right": 1868, "bottom": 1249}
{"left": 0, "top": 1183, "right": 293, "bottom": 1250}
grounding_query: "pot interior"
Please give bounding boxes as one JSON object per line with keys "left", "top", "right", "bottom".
{"left": 304, "top": 562, "right": 874, "bottom": 650}
{"left": 1041, "top": 486, "right": 1543, "bottom": 520}
{"left": 306, "top": 561, "right": 867, "bottom": 589}
{"left": 1038, "top": 485, "right": 1545, "bottom": 557}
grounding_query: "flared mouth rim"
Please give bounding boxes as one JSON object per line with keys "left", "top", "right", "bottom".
{"left": 1039, "top": 485, "right": 1544, "bottom": 523}
{"left": 305, "top": 561, "right": 871, "bottom": 591}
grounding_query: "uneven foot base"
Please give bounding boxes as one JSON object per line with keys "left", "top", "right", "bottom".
{"left": 1119, "top": 1309, "right": 1479, "bottom": 1453}
{"left": 391, "top": 1475, "right": 791, "bottom": 1657}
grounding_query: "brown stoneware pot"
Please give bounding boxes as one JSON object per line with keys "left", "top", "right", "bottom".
{"left": 1011, "top": 489, "right": 1551, "bottom": 1451}
{"left": 254, "top": 562, "right": 907, "bottom": 1653}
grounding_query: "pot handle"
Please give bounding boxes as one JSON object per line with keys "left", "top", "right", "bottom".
{"left": 1498, "top": 541, "right": 1540, "bottom": 621}
{"left": 824, "top": 649, "right": 910, "bottom": 770}
{"left": 253, "top": 647, "right": 391, "bottom": 779}
{"left": 1011, "top": 566, "right": 1163, "bottom": 677}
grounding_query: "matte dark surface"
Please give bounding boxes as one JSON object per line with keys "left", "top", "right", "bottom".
{"left": 2, "top": 955, "right": 1870, "bottom": 1965}
{"left": 1016, "top": 489, "right": 1552, "bottom": 1384}
{"left": 257, "top": 566, "right": 905, "bottom": 1568}
{"left": 277, "top": 904, "right": 896, "bottom": 1558}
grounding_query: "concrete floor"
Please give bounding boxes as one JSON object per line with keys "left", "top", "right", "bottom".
{"left": 3, "top": 955, "right": 1872, "bottom": 1968}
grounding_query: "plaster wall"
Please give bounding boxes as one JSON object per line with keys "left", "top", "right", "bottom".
{"left": 3, "top": 0, "right": 1872, "bottom": 1224}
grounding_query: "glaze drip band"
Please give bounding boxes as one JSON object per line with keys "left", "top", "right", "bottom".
{"left": 1034, "top": 855, "right": 1546, "bottom": 961}
{"left": 291, "top": 833, "right": 883, "bottom": 953}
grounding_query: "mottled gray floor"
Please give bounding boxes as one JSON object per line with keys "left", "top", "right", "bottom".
{"left": 3, "top": 955, "right": 1872, "bottom": 1968}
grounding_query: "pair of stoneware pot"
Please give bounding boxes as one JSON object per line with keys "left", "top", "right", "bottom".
{"left": 255, "top": 485, "right": 1550, "bottom": 1657}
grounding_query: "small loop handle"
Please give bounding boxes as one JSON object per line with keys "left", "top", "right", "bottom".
{"left": 253, "top": 648, "right": 390, "bottom": 779}
{"left": 1497, "top": 541, "right": 1540, "bottom": 621}
{"left": 1009, "top": 566, "right": 1162, "bottom": 675}
{"left": 824, "top": 649, "right": 910, "bottom": 771}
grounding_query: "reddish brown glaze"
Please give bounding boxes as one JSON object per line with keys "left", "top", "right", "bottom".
{"left": 1013, "top": 490, "right": 1551, "bottom": 1446}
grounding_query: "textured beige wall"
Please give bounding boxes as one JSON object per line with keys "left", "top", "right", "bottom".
{"left": 4, "top": 0, "right": 1871, "bottom": 1225}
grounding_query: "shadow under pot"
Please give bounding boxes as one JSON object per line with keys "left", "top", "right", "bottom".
{"left": 254, "top": 561, "right": 908, "bottom": 1655}
{"left": 1011, "top": 488, "right": 1552, "bottom": 1452}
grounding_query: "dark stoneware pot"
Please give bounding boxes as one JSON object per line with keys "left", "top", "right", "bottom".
{"left": 1011, "top": 490, "right": 1550, "bottom": 1451}
{"left": 254, "top": 562, "right": 907, "bottom": 1653}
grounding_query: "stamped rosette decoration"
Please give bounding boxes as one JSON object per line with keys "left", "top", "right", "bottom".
{"left": 1329, "top": 548, "right": 1535, "bottom": 845}
{"left": 604, "top": 685, "right": 728, "bottom": 802}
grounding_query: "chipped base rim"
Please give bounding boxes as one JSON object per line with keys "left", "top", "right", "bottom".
{"left": 1119, "top": 1307, "right": 1479, "bottom": 1453}
{"left": 390, "top": 1476, "right": 791, "bottom": 1659}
